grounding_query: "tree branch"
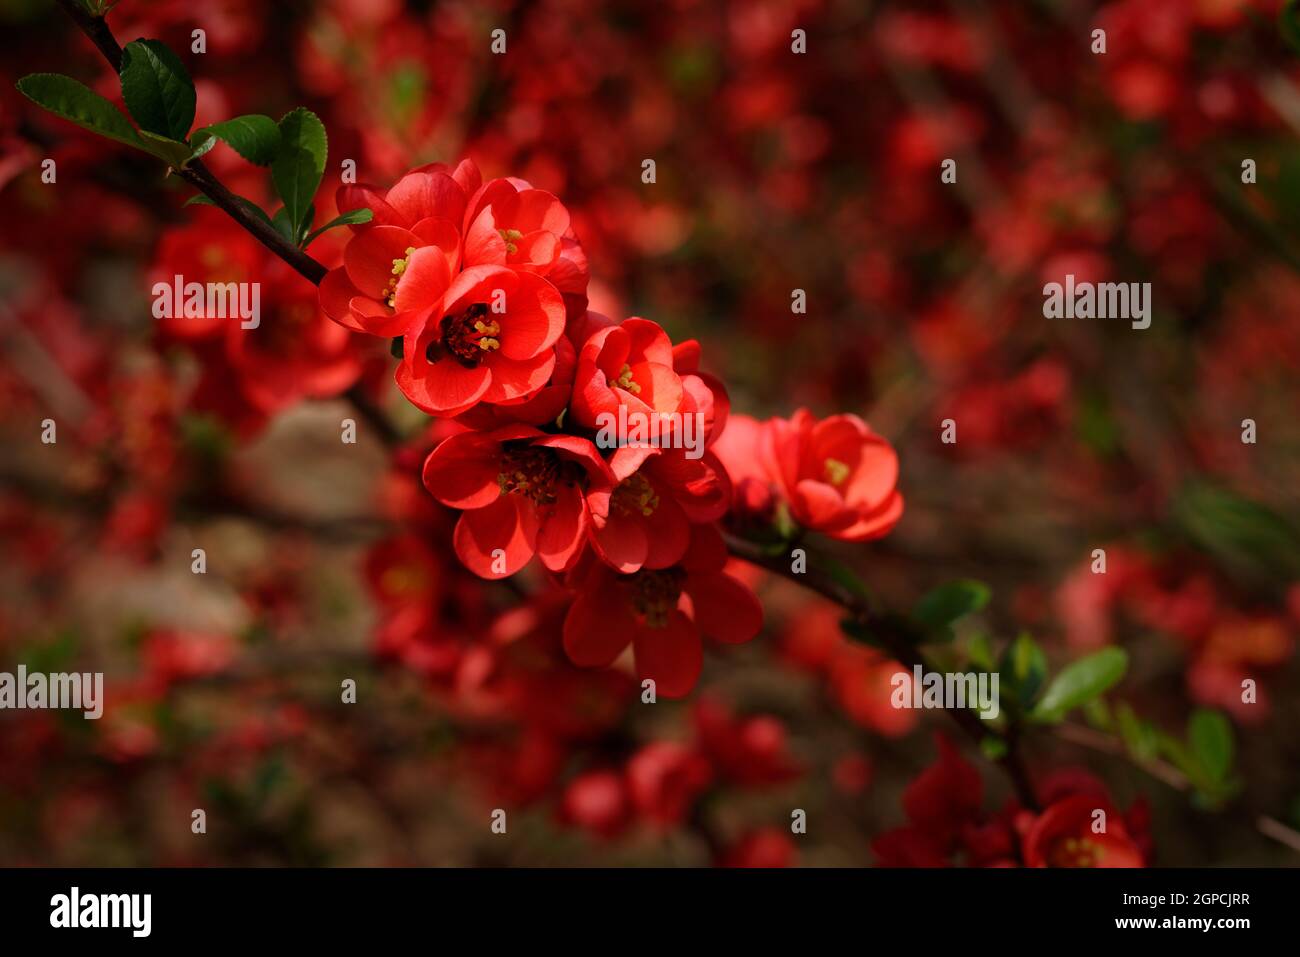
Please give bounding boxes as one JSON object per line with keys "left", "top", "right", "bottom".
{"left": 726, "top": 534, "right": 1041, "bottom": 810}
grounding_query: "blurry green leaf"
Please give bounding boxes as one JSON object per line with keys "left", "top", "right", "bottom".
{"left": 913, "top": 579, "right": 990, "bottom": 640}
{"left": 1173, "top": 482, "right": 1300, "bottom": 583}
{"left": 1115, "top": 702, "right": 1158, "bottom": 762}
{"left": 25, "top": 628, "right": 78, "bottom": 674}
{"left": 303, "top": 207, "right": 373, "bottom": 246}
{"left": 980, "top": 736, "right": 1009, "bottom": 761}
{"left": 967, "top": 633, "right": 995, "bottom": 671}
{"left": 1030, "top": 647, "right": 1128, "bottom": 723}
{"left": 15, "top": 73, "right": 146, "bottom": 150}
{"left": 999, "top": 632, "right": 1047, "bottom": 704}
{"left": 1083, "top": 696, "right": 1112, "bottom": 731}
{"left": 1282, "top": 0, "right": 1300, "bottom": 56}
{"left": 272, "top": 107, "right": 327, "bottom": 240}
{"left": 191, "top": 114, "right": 281, "bottom": 166}
{"left": 118, "top": 38, "right": 195, "bottom": 141}
{"left": 1188, "top": 709, "right": 1234, "bottom": 783}
{"left": 823, "top": 555, "right": 875, "bottom": 605}
{"left": 1076, "top": 392, "right": 1120, "bottom": 457}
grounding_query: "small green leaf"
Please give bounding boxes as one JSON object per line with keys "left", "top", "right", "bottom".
{"left": 303, "top": 207, "right": 374, "bottom": 246}
{"left": 980, "top": 736, "right": 1009, "bottom": 761}
{"left": 137, "top": 128, "right": 192, "bottom": 168}
{"left": 15, "top": 73, "right": 146, "bottom": 151}
{"left": 118, "top": 39, "right": 196, "bottom": 141}
{"left": 272, "top": 107, "right": 328, "bottom": 239}
{"left": 1187, "top": 709, "right": 1234, "bottom": 783}
{"left": 913, "top": 579, "right": 990, "bottom": 638}
{"left": 999, "top": 632, "right": 1047, "bottom": 704}
{"left": 191, "top": 115, "right": 281, "bottom": 166}
{"left": 1030, "top": 647, "right": 1128, "bottom": 723}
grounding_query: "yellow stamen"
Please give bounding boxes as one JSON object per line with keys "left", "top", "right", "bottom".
{"left": 498, "top": 228, "right": 524, "bottom": 255}
{"left": 609, "top": 363, "right": 641, "bottom": 395}
{"left": 474, "top": 318, "right": 502, "bottom": 352}
{"left": 824, "top": 458, "right": 850, "bottom": 485}
{"left": 611, "top": 473, "right": 659, "bottom": 517}
{"left": 384, "top": 246, "right": 417, "bottom": 307}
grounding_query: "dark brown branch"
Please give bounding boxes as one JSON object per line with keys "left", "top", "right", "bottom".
{"left": 726, "top": 534, "right": 1041, "bottom": 810}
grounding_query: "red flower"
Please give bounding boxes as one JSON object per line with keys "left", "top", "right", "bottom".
{"left": 625, "top": 741, "right": 712, "bottom": 827}
{"left": 570, "top": 317, "right": 685, "bottom": 430}
{"left": 396, "top": 265, "right": 566, "bottom": 416}
{"left": 562, "top": 523, "right": 762, "bottom": 697}
{"left": 338, "top": 159, "right": 480, "bottom": 233}
{"left": 585, "top": 445, "right": 732, "bottom": 573}
{"left": 320, "top": 218, "right": 462, "bottom": 338}
{"left": 421, "top": 425, "right": 613, "bottom": 579}
{"left": 320, "top": 161, "right": 478, "bottom": 336}
{"left": 225, "top": 262, "right": 364, "bottom": 414}
{"left": 692, "top": 696, "right": 801, "bottom": 787}
{"left": 464, "top": 178, "right": 573, "bottom": 276}
{"left": 558, "top": 769, "right": 630, "bottom": 839}
{"left": 1020, "top": 794, "right": 1145, "bottom": 868}
{"left": 719, "top": 828, "right": 798, "bottom": 868}
{"left": 715, "top": 409, "right": 903, "bottom": 541}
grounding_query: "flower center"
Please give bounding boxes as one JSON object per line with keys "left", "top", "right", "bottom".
{"left": 1050, "top": 836, "right": 1100, "bottom": 868}
{"left": 425, "top": 302, "right": 501, "bottom": 368}
{"left": 384, "top": 245, "right": 417, "bottom": 307}
{"left": 824, "top": 458, "right": 850, "bottom": 486}
{"left": 497, "top": 446, "right": 561, "bottom": 505}
{"left": 608, "top": 363, "right": 641, "bottom": 395}
{"left": 497, "top": 227, "right": 524, "bottom": 255}
{"left": 610, "top": 473, "right": 659, "bottom": 517}
{"left": 631, "top": 568, "right": 686, "bottom": 628}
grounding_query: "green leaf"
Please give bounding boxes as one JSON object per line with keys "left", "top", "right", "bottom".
{"left": 15, "top": 73, "right": 146, "bottom": 151}
{"left": 272, "top": 107, "right": 328, "bottom": 240}
{"left": 1187, "top": 709, "right": 1234, "bottom": 783}
{"left": 1030, "top": 647, "right": 1128, "bottom": 723}
{"left": 118, "top": 39, "right": 196, "bottom": 141}
{"left": 913, "top": 580, "right": 990, "bottom": 639}
{"left": 191, "top": 115, "right": 281, "bottom": 166}
{"left": 303, "top": 207, "right": 374, "bottom": 246}
{"left": 272, "top": 205, "right": 298, "bottom": 243}
{"left": 137, "top": 128, "right": 192, "bottom": 168}
{"left": 1173, "top": 482, "right": 1300, "bottom": 584}
{"left": 999, "top": 632, "right": 1047, "bottom": 704}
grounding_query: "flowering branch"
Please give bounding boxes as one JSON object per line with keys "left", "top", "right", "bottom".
{"left": 46, "top": 0, "right": 1042, "bottom": 811}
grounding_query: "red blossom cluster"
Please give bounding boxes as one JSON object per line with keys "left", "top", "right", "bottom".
{"left": 320, "top": 158, "right": 901, "bottom": 697}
